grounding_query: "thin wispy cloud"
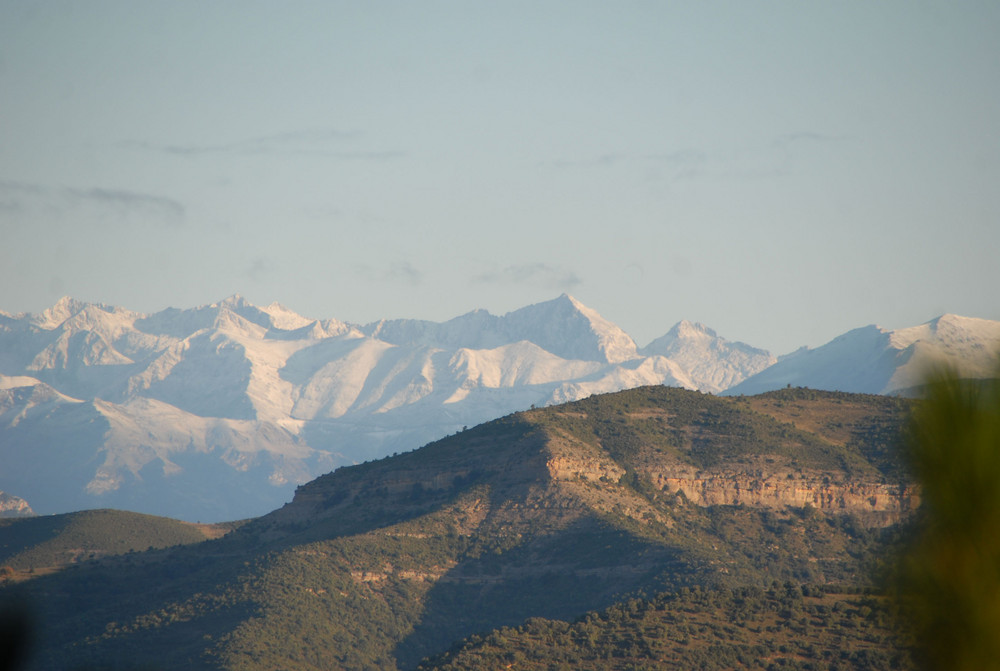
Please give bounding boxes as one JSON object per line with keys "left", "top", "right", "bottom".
{"left": 123, "top": 129, "right": 406, "bottom": 160}
{"left": 0, "top": 180, "right": 184, "bottom": 225}
{"left": 69, "top": 187, "right": 185, "bottom": 219}
{"left": 473, "top": 263, "right": 582, "bottom": 291}
{"left": 542, "top": 141, "right": 838, "bottom": 184}
{"left": 541, "top": 149, "right": 709, "bottom": 184}
{"left": 387, "top": 261, "right": 422, "bottom": 285}
{"left": 542, "top": 153, "right": 626, "bottom": 169}
{"left": 0, "top": 181, "right": 46, "bottom": 196}
{"left": 771, "top": 131, "right": 849, "bottom": 149}
{"left": 357, "top": 261, "right": 423, "bottom": 286}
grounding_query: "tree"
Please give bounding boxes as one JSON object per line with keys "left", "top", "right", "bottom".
{"left": 894, "top": 367, "right": 1000, "bottom": 670}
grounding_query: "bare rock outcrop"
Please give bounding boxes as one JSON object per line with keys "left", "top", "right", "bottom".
{"left": 651, "top": 468, "right": 918, "bottom": 525}
{"left": 542, "top": 440, "right": 917, "bottom": 527}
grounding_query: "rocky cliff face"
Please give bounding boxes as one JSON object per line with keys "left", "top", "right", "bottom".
{"left": 651, "top": 469, "right": 918, "bottom": 524}
{"left": 274, "top": 386, "right": 921, "bottom": 540}
{"left": 544, "top": 445, "right": 917, "bottom": 526}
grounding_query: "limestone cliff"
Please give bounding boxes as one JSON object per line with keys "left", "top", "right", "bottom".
{"left": 543, "top": 443, "right": 917, "bottom": 526}
{"left": 650, "top": 469, "right": 917, "bottom": 522}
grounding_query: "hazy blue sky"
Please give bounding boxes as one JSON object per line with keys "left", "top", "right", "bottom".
{"left": 2, "top": 1, "right": 998, "bottom": 354}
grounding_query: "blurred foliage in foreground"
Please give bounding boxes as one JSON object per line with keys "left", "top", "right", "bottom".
{"left": 895, "top": 368, "right": 1000, "bottom": 671}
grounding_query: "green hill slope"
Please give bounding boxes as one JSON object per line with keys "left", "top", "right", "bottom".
{"left": 420, "top": 583, "right": 914, "bottom": 670}
{"left": 9, "top": 386, "right": 917, "bottom": 670}
{"left": 0, "top": 509, "right": 235, "bottom": 579}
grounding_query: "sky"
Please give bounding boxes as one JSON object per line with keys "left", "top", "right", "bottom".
{"left": 1, "top": 1, "right": 998, "bottom": 355}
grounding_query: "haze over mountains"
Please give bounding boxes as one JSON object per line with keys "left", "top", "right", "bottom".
{"left": 1, "top": 294, "right": 997, "bottom": 521}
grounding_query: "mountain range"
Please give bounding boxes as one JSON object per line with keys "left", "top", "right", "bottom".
{"left": 727, "top": 313, "right": 1000, "bottom": 397}
{"left": 7, "top": 386, "right": 918, "bottom": 670}
{"left": 1, "top": 294, "right": 996, "bottom": 521}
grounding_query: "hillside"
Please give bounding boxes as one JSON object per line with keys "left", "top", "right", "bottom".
{"left": 0, "top": 295, "right": 773, "bottom": 521}
{"left": 0, "top": 510, "right": 237, "bottom": 581}
{"left": 420, "top": 584, "right": 914, "bottom": 670}
{"left": 9, "top": 386, "right": 917, "bottom": 670}
{"left": 2, "top": 295, "right": 992, "bottom": 522}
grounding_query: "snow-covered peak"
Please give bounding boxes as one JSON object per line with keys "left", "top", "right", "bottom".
{"left": 60, "top": 303, "right": 142, "bottom": 340}
{"left": 214, "top": 295, "right": 275, "bottom": 330}
{"left": 728, "top": 315, "right": 1000, "bottom": 396}
{"left": 214, "top": 294, "right": 251, "bottom": 310}
{"left": 211, "top": 306, "right": 269, "bottom": 339}
{"left": 140, "top": 295, "right": 309, "bottom": 338}
{"left": 215, "top": 296, "right": 337, "bottom": 335}
{"left": 887, "top": 314, "right": 1000, "bottom": 390}
{"left": 642, "top": 320, "right": 775, "bottom": 393}
{"left": 667, "top": 320, "right": 718, "bottom": 342}
{"left": 889, "top": 314, "right": 1000, "bottom": 351}
{"left": 261, "top": 302, "right": 315, "bottom": 331}
{"left": 30, "top": 296, "right": 90, "bottom": 329}
{"left": 359, "top": 297, "right": 641, "bottom": 363}
{"left": 0, "top": 375, "right": 82, "bottom": 416}
{"left": 501, "top": 294, "right": 638, "bottom": 364}
{"left": 316, "top": 319, "right": 357, "bottom": 339}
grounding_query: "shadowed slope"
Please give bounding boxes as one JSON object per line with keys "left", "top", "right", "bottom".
{"left": 13, "top": 386, "right": 914, "bottom": 670}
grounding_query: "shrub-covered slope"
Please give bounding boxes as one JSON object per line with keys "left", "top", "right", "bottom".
{"left": 420, "top": 584, "right": 914, "bottom": 670}
{"left": 0, "top": 509, "right": 233, "bottom": 577}
{"left": 11, "top": 386, "right": 916, "bottom": 670}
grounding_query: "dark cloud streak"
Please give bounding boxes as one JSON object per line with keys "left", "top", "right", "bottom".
{"left": 0, "top": 180, "right": 184, "bottom": 225}
{"left": 123, "top": 129, "right": 406, "bottom": 161}
{"left": 69, "top": 187, "right": 185, "bottom": 219}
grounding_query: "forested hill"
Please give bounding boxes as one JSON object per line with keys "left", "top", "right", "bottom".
{"left": 10, "top": 386, "right": 917, "bottom": 670}
{"left": 419, "top": 583, "right": 914, "bottom": 670}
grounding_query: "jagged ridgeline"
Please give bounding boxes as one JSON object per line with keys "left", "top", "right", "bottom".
{"left": 9, "top": 386, "right": 916, "bottom": 670}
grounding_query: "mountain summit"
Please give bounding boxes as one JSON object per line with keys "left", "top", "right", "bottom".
{"left": 498, "top": 294, "right": 638, "bottom": 363}
{"left": 727, "top": 314, "right": 1000, "bottom": 396}
{"left": 641, "top": 320, "right": 776, "bottom": 393}
{"left": 361, "top": 295, "right": 637, "bottom": 364}
{"left": 0, "top": 295, "right": 995, "bottom": 521}
{"left": 0, "top": 295, "right": 753, "bottom": 520}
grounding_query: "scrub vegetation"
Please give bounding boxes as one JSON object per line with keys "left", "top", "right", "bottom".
{"left": 2, "top": 386, "right": 922, "bottom": 670}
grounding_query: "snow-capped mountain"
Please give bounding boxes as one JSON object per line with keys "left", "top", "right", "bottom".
{"left": 0, "top": 294, "right": 760, "bottom": 521}
{"left": 640, "top": 320, "right": 776, "bottom": 394}
{"left": 2, "top": 295, "right": 996, "bottom": 522}
{"left": 726, "top": 314, "right": 1000, "bottom": 396}
{"left": 360, "top": 294, "right": 638, "bottom": 363}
